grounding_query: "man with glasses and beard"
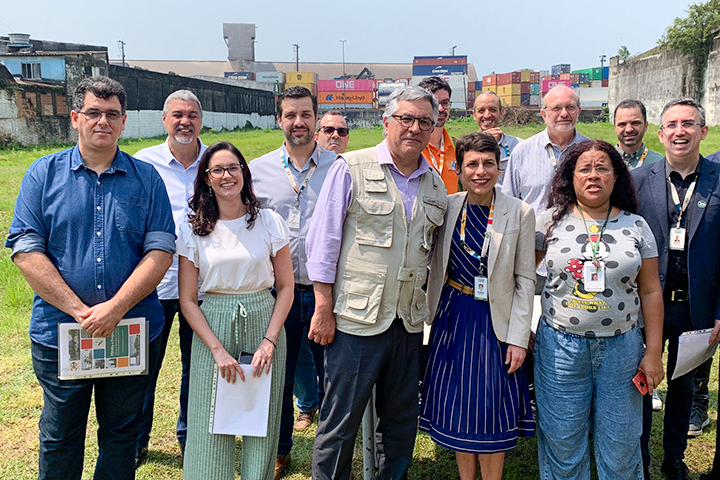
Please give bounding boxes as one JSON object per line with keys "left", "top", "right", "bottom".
{"left": 419, "top": 76, "right": 460, "bottom": 193}
{"left": 315, "top": 110, "right": 350, "bottom": 154}
{"left": 249, "top": 86, "right": 337, "bottom": 480}
{"left": 133, "top": 89, "right": 207, "bottom": 466}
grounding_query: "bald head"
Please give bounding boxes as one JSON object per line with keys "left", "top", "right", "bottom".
{"left": 541, "top": 85, "right": 581, "bottom": 133}
{"left": 473, "top": 92, "right": 504, "bottom": 132}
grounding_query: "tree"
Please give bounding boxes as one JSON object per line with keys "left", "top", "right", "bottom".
{"left": 618, "top": 45, "right": 631, "bottom": 62}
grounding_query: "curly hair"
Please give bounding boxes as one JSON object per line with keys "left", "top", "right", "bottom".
{"left": 188, "top": 141, "right": 261, "bottom": 236}
{"left": 545, "top": 139, "right": 638, "bottom": 235}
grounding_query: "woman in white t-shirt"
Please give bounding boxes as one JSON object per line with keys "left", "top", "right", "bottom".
{"left": 177, "top": 141, "right": 294, "bottom": 480}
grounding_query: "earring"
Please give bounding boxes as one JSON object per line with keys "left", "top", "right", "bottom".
{"left": 208, "top": 188, "right": 214, "bottom": 196}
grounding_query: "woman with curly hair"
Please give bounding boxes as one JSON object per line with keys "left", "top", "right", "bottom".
{"left": 534, "top": 139, "right": 664, "bottom": 479}
{"left": 177, "top": 141, "right": 294, "bottom": 480}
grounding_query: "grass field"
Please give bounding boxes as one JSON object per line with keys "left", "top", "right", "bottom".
{"left": 1, "top": 119, "right": 719, "bottom": 479}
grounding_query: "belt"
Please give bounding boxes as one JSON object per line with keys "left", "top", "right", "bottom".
{"left": 667, "top": 289, "right": 689, "bottom": 302}
{"left": 296, "top": 284, "right": 314, "bottom": 291}
{"left": 447, "top": 279, "right": 474, "bottom": 296}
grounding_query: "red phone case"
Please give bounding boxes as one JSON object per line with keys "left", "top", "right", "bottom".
{"left": 633, "top": 370, "right": 648, "bottom": 395}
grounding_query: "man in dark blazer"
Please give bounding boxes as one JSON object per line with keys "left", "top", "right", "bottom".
{"left": 633, "top": 98, "right": 720, "bottom": 480}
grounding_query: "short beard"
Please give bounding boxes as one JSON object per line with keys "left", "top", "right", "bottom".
{"left": 286, "top": 130, "right": 313, "bottom": 147}
{"left": 173, "top": 134, "right": 194, "bottom": 145}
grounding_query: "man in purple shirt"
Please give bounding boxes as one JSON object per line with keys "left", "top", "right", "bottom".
{"left": 306, "top": 86, "right": 447, "bottom": 479}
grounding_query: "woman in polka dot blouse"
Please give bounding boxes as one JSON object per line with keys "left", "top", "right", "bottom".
{"left": 534, "top": 140, "right": 664, "bottom": 480}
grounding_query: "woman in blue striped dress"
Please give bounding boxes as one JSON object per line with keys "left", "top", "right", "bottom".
{"left": 421, "top": 132, "right": 536, "bottom": 480}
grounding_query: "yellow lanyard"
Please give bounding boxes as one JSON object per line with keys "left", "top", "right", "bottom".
{"left": 459, "top": 195, "right": 495, "bottom": 263}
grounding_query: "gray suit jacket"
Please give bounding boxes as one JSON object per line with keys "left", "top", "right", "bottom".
{"left": 426, "top": 188, "right": 536, "bottom": 347}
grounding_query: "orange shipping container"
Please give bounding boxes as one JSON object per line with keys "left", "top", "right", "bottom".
{"left": 559, "top": 73, "right": 571, "bottom": 80}
{"left": 318, "top": 91, "right": 374, "bottom": 104}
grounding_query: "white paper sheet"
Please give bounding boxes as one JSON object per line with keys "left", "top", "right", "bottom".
{"left": 211, "top": 365, "right": 272, "bottom": 437}
{"left": 672, "top": 328, "right": 719, "bottom": 380}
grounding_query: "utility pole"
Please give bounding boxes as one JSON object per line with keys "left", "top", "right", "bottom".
{"left": 293, "top": 44, "right": 299, "bottom": 72}
{"left": 118, "top": 40, "right": 126, "bottom": 67}
{"left": 451, "top": 45, "right": 457, "bottom": 56}
{"left": 599, "top": 54, "right": 607, "bottom": 68}
{"left": 341, "top": 40, "right": 347, "bottom": 113}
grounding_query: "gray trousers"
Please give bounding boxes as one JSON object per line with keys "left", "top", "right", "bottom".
{"left": 313, "top": 319, "right": 422, "bottom": 480}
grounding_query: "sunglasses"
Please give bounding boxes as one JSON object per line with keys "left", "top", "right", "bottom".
{"left": 319, "top": 126, "right": 349, "bottom": 137}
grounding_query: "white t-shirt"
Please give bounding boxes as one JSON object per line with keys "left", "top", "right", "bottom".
{"left": 176, "top": 209, "right": 290, "bottom": 294}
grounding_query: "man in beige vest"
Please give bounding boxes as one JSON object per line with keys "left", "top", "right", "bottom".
{"left": 305, "top": 86, "right": 447, "bottom": 480}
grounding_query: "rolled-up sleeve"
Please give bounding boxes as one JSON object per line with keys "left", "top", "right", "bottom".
{"left": 306, "top": 158, "right": 352, "bottom": 284}
{"left": 6, "top": 162, "right": 49, "bottom": 257}
{"left": 142, "top": 170, "right": 176, "bottom": 256}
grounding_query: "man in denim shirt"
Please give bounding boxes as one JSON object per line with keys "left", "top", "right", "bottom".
{"left": 5, "top": 76, "right": 175, "bottom": 480}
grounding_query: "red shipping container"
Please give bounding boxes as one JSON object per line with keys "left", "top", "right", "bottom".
{"left": 602, "top": 78, "right": 609, "bottom": 87}
{"left": 496, "top": 73, "right": 512, "bottom": 86}
{"left": 530, "top": 72, "right": 540, "bottom": 83}
{"left": 468, "top": 81, "right": 476, "bottom": 92}
{"left": 483, "top": 74, "right": 497, "bottom": 86}
{"left": 541, "top": 79, "right": 572, "bottom": 93}
{"left": 541, "top": 75, "right": 554, "bottom": 82}
{"left": 520, "top": 82, "right": 531, "bottom": 94}
{"left": 552, "top": 74, "right": 560, "bottom": 80}
{"left": 569, "top": 74, "right": 580, "bottom": 84}
{"left": 318, "top": 79, "right": 375, "bottom": 92}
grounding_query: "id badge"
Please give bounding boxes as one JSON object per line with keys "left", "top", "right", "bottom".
{"left": 474, "top": 276, "right": 488, "bottom": 301}
{"left": 287, "top": 208, "right": 301, "bottom": 230}
{"left": 670, "top": 227, "right": 686, "bottom": 251}
{"left": 582, "top": 261, "right": 605, "bottom": 292}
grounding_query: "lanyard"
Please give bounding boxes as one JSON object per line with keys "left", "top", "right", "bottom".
{"left": 281, "top": 152, "right": 317, "bottom": 206}
{"left": 459, "top": 194, "right": 495, "bottom": 270}
{"left": 634, "top": 147, "right": 649, "bottom": 169}
{"left": 501, "top": 143, "right": 509, "bottom": 158}
{"left": 545, "top": 145, "right": 558, "bottom": 169}
{"left": 577, "top": 203, "right": 611, "bottom": 266}
{"left": 429, "top": 136, "right": 445, "bottom": 174}
{"left": 667, "top": 174, "right": 698, "bottom": 227}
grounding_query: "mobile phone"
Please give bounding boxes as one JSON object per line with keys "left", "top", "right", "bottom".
{"left": 632, "top": 370, "right": 648, "bottom": 395}
{"left": 238, "top": 352, "right": 254, "bottom": 365}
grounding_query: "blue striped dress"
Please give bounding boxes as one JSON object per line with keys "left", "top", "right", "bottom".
{"left": 419, "top": 203, "right": 535, "bottom": 453}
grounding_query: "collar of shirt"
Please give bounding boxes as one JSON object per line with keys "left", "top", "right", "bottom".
{"left": 540, "top": 128, "right": 581, "bottom": 152}
{"left": 162, "top": 137, "right": 205, "bottom": 168}
{"left": 281, "top": 142, "right": 327, "bottom": 172}
{"left": 70, "top": 145, "right": 128, "bottom": 175}
{"left": 377, "top": 139, "right": 433, "bottom": 179}
{"left": 615, "top": 143, "right": 646, "bottom": 161}
{"left": 665, "top": 156, "right": 703, "bottom": 180}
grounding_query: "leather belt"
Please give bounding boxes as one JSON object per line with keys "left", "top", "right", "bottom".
{"left": 447, "top": 279, "right": 474, "bottom": 296}
{"left": 296, "top": 284, "right": 314, "bottom": 291}
{"left": 668, "top": 289, "right": 689, "bottom": 302}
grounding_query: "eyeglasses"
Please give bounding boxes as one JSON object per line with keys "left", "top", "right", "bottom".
{"left": 575, "top": 165, "right": 614, "bottom": 177}
{"left": 391, "top": 114, "right": 435, "bottom": 132}
{"left": 438, "top": 100, "right": 451, "bottom": 109}
{"left": 545, "top": 104, "right": 578, "bottom": 114}
{"left": 661, "top": 120, "right": 703, "bottom": 131}
{"left": 207, "top": 164, "right": 242, "bottom": 178}
{"left": 319, "top": 126, "right": 349, "bottom": 137}
{"left": 79, "top": 109, "right": 124, "bottom": 123}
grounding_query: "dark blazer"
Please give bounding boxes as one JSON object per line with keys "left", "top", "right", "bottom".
{"left": 632, "top": 157, "right": 720, "bottom": 328}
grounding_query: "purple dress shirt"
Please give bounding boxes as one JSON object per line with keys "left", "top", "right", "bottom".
{"left": 306, "top": 139, "right": 433, "bottom": 284}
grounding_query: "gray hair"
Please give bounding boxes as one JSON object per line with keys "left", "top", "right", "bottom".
{"left": 316, "top": 109, "right": 347, "bottom": 130}
{"left": 541, "top": 85, "right": 580, "bottom": 108}
{"left": 383, "top": 85, "right": 439, "bottom": 123}
{"left": 72, "top": 76, "right": 127, "bottom": 113}
{"left": 660, "top": 98, "right": 706, "bottom": 126}
{"left": 163, "top": 90, "right": 203, "bottom": 116}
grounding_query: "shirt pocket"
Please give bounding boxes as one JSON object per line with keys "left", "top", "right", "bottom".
{"left": 114, "top": 195, "right": 149, "bottom": 234}
{"left": 422, "top": 196, "right": 445, "bottom": 251}
{"left": 355, "top": 196, "right": 395, "bottom": 248}
{"left": 333, "top": 262, "right": 388, "bottom": 325}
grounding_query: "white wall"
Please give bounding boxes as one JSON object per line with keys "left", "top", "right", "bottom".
{"left": 122, "top": 110, "right": 275, "bottom": 139}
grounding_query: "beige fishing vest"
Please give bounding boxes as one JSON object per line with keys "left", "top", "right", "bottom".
{"left": 332, "top": 146, "right": 447, "bottom": 336}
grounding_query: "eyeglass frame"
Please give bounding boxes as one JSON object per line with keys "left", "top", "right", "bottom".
{"left": 206, "top": 164, "right": 243, "bottom": 178}
{"left": 390, "top": 114, "right": 435, "bottom": 132}
{"left": 78, "top": 109, "right": 125, "bottom": 123}
{"left": 660, "top": 120, "right": 704, "bottom": 132}
{"left": 318, "top": 126, "right": 350, "bottom": 137}
{"left": 543, "top": 103, "right": 579, "bottom": 114}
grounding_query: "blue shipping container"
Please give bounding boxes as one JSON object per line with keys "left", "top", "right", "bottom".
{"left": 530, "top": 83, "right": 540, "bottom": 95}
{"left": 412, "top": 64, "right": 467, "bottom": 76}
{"left": 602, "top": 66, "right": 609, "bottom": 79}
{"left": 551, "top": 64, "right": 571, "bottom": 76}
{"left": 225, "top": 71, "right": 255, "bottom": 80}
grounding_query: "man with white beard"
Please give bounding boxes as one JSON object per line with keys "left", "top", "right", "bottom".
{"left": 133, "top": 89, "right": 207, "bottom": 466}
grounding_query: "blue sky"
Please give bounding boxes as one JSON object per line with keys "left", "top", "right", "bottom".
{"left": 1, "top": 0, "right": 693, "bottom": 74}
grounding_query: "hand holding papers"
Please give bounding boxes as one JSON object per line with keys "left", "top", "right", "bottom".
{"left": 672, "top": 328, "right": 719, "bottom": 380}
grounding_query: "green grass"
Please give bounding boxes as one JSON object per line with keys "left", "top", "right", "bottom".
{"left": 1, "top": 120, "right": 719, "bottom": 479}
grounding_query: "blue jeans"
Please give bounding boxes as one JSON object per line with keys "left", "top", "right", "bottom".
{"left": 294, "top": 332, "right": 320, "bottom": 412}
{"left": 32, "top": 337, "right": 161, "bottom": 480}
{"left": 137, "top": 299, "right": 194, "bottom": 450}
{"left": 534, "top": 321, "right": 644, "bottom": 480}
{"left": 277, "top": 287, "right": 325, "bottom": 456}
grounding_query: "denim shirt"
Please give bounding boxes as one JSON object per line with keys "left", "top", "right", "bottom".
{"left": 5, "top": 146, "right": 176, "bottom": 348}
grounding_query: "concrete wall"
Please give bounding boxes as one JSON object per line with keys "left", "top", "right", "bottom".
{"left": 122, "top": 109, "right": 274, "bottom": 139}
{"left": 0, "top": 83, "right": 72, "bottom": 146}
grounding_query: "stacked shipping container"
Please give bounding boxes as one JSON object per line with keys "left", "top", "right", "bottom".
{"left": 284, "top": 71, "right": 318, "bottom": 95}
{"left": 317, "top": 79, "right": 375, "bottom": 109}
{"left": 412, "top": 56, "right": 469, "bottom": 109}
{"left": 480, "top": 69, "right": 541, "bottom": 107}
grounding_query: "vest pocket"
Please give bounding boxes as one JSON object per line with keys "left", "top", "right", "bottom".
{"left": 410, "top": 268, "right": 430, "bottom": 325}
{"left": 355, "top": 196, "right": 395, "bottom": 248}
{"left": 334, "top": 262, "right": 387, "bottom": 324}
{"left": 421, "top": 198, "right": 446, "bottom": 251}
